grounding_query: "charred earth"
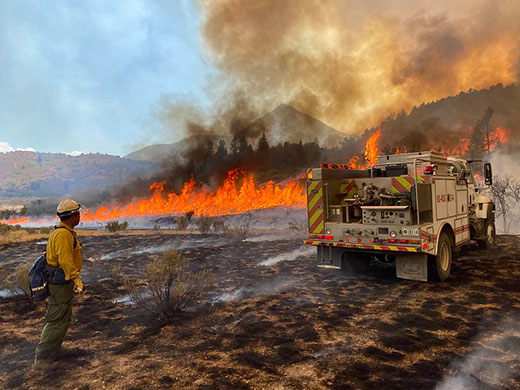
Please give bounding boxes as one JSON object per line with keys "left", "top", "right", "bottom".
{"left": 0, "top": 233, "right": 519, "bottom": 389}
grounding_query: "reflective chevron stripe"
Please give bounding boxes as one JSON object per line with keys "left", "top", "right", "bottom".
{"left": 303, "top": 240, "right": 419, "bottom": 252}
{"left": 391, "top": 175, "right": 431, "bottom": 193}
{"left": 307, "top": 181, "right": 324, "bottom": 234}
{"left": 340, "top": 180, "right": 357, "bottom": 199}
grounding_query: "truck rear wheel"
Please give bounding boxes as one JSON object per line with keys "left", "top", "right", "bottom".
{"left": 428, "top": 232, "right": 452, "bottom": 281}
{"left": 477, "top": 221, "right": 496, "bottom": 249}
{"left": 341, "top": 252, "right": 370, "bottom": 274}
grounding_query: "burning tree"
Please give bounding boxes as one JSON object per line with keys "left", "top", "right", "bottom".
{"left": 490, "top": 176, "right": 520, "bottom": 233}
{"left": 469, "top": 107, "right": 494, "bottom": 159}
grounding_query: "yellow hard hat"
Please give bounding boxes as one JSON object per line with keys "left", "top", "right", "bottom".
{"left": 57, "top": 199, "right": 81, "bottom": 217}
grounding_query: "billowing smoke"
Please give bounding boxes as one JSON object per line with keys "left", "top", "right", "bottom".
{"left": 187, "top": 0, "right": 520, "bottom": 138}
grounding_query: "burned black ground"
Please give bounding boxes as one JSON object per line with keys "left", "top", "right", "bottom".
{"left": 0, "top": 233, "right": 519, "bottom": 389}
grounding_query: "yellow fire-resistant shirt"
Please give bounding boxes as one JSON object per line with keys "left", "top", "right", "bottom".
{"left": 46, "top": 221, "right": 83, "bottom": 289}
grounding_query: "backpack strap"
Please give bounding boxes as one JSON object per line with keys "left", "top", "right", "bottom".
{"left": 53, "top": 225, "right": 78, "bottom": 249}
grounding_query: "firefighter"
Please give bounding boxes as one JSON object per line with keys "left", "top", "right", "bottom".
{"left": 34, "top": 199, "right": 84, "bottom": 368}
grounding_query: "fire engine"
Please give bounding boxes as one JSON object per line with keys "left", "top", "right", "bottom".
{"left": 303, "top": 151, "right": 495, "bottom": 281}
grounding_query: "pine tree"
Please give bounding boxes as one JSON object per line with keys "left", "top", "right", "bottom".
{"left": 216, "top": 139, "right": 228, "bottom": 159}
{"left": 469, "top": 107, "right": 493, "bottom": 159}
{"left": 482, "top": 107, "right": 494, "bottom": 154}
{"left": 257, "top": 133, "right": 269, "bottom": 153}
{"left": 230, "top": 136, "right": 240, "bottom": 156}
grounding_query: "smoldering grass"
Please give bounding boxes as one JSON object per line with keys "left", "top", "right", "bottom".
{"left": 211, "top": 277, "right": 298, "bottom": 304}
{"left": 435, "top": 316, "right": 520, "bottom": 390}
{"left": 96, "top": 237, "right": 231, "bottom": 261}
{"left": 256, "top": 246, "right": 315, "bottom": 267}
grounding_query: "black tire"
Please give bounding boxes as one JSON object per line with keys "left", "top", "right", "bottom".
{"left": 341, "top": 252, "right": 370, "bottom": 274}
{"left": 477, "top": 221, "right": 496, "bottom": 249}
{"left": 428, "top": 232, "right": 452, "bottom": 282}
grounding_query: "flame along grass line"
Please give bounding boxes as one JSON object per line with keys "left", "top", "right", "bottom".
{"left": 80, "top": 169, "right": 306, "bottom": 223}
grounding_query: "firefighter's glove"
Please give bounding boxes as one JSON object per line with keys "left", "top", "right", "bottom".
{"left": 73, "top": 284, "right": 84, "bottom": 294}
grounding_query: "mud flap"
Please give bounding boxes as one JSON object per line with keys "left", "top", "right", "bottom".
{"left": 316, "top": 246, "right": 342, "bottom": 269}
{"left": 396, "top": 253, "right": 428, "bottom": 281}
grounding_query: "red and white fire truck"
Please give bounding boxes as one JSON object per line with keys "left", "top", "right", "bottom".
{"left": 303, "top": 151, "right": 495, "bottom": 281}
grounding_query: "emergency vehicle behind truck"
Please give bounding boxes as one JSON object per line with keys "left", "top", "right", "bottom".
{"left": 304, "top": 151, "right": 495, "bottom": 281}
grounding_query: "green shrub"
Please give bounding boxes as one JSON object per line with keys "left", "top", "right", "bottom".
{"left": 212, "top": 219, "right": 225, "bottom": 232}
{"left": 105, "top": 220, "right": 129, "bottom": 232}
{"left": 25, "top": 226, "right": 53, "bottom": 235}
{"left": 125, "top": 249, "right": 213, "bottom": 321}
{"left": 196, "top": 216, "right": 213, "bottom": 234}
{"left": 288, "top": 222, "right": 307, "bottom": 232}
{"left": 0, "top": 223, "right": 13, "bottom": 234}
{"left": 223, "top": 224, "right": 250, "bottom": 240}
{"left": 176, "top": 216, "right": 189, "bottom": 230}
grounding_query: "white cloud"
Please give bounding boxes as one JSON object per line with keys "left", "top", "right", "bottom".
{"left": 0, "top": 1, "right": 208, "bottom": 155}
{"left": 66, "top": 151, "right": 85, "bottom": 156}
{"left": 16, "top": 147, "right": 36, "bottom": 152}
{"left": 0, "top": 141, "right": 14, "bottom": 153}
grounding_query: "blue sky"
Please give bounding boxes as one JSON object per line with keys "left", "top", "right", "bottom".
{"left": 0, "top": 0, "right": 209, "bottom": 156}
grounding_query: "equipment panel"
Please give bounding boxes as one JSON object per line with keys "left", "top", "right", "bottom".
{"left": 361, "top": 206, "right": 411, "bottom": 225}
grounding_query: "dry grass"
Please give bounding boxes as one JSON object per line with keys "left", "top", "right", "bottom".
{"left": 0, "top": 231, "right": 48, "bottom": 246}
{"left": 75, "top": 229, "right": 193, "bottom": 237}
{"left": 0, "top": 228, "right": 197, "bottom": 247}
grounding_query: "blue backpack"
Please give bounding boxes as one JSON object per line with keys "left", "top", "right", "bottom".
{"left": 28, "top": 226, "right": 77, "bottom": 301}
{"left": 29, "top": 253, "right": 49, "bottom": 301}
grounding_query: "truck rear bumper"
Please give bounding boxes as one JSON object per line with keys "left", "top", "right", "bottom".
{"left": 306, "top": 241, "right": 429, "bottom": 282}
{"left": 303, "top": 240, "right": 420, "bottom": 253}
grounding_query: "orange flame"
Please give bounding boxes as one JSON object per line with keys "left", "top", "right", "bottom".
{"left": 431, "top": 126, "right": 509, "bottom": 156}
{"left": 485, "top": 126, "right": 509, "bottom": 152}
{"left": 364, "top": 128, "right": 381, "bottom": 167}
{"left": 81, "top": 169, "right": 305, "bottom": 222}
{"left": 347, "top": 128, "right": 381, "bottom": 169}
{"left": 347, "top": 155, "right": 359, "bottom": 170}
{"left": 0, "top": 216, "right": 29, "bottom": 226}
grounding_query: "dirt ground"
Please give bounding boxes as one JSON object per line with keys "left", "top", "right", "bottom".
{"left": 0, "top": 232, "right": 519, "bottom": 390}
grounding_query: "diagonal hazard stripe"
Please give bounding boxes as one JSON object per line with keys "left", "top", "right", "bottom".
{"left": 396, "top": 177, "right": 413, "bottom": 190}
{"left": 308, "top": 199, "right": 321, "bottom": 217}
{"left": 309, "top": 209, "right": 322, "bottom": 226}
{"left": 403, "top": 176, "right": 415, "bottom": 185}
{"left": 307, "top": 181, "right": 321, "bottom": 195}
{"left": 307, "top": 181, "right": 317, "bottom": 194}
{"left": 308, "top": 188, "right": 323, "bottom": 210}
{"left": 310, "top": 218, "right": 324, "bottom": 233}
{"left": 392, "top": 178, "right": 408, "bottom": 193}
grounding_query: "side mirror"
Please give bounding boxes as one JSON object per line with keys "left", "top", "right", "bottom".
{"left": 484, "top": 162, "right": 493, "bottom": 186}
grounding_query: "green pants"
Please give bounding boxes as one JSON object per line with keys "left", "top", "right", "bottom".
{"left": 35, "top": 282, "right": 74, "bottom": 361}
